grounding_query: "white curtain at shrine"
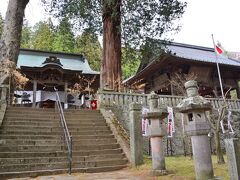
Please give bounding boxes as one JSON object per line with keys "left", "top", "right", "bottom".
{"left": 14, "top": 90, "right": 66, "bottom": 104}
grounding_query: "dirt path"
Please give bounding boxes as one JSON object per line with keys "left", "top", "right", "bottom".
{"left": 9, "top": 168, "right": 194, "bottom": 180}
{"left": 9, "top": 168, "right": 150, "bottom": 180}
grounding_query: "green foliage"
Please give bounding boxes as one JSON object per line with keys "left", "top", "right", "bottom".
{"left": 74, "top": 30, "right": 102, "bottom": 71}
{"left": 52, "top": 17, "right": 75, "bottom": 52}
{"left": 122, "top": 47, "right": 141, "bottom": 79}
{"left": 32, "top": 19, "right": 55, "bottom": 51}
{"left": 20, "top": 20, "right": 32, "bottom": 49}
{"left": 135, "top": 155, "right": 229, "bottom": 179}
{"left": 45, "top": 0, "right": 187, "bottom": 47}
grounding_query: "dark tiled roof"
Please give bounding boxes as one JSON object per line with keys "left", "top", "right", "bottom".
{"left": 167, "top": 42, "right": 240, "bottom": 67}
{"left": 123, "top": 42, "right": 240, "bottom": 85}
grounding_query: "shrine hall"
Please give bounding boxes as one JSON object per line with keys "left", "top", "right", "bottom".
{"left": 15, "top": 49, "right": 100, "bottom": 108}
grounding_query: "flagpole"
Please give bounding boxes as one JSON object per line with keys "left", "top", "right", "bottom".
{"left": 211, "top": 34, "right": 225, "bottom": 101}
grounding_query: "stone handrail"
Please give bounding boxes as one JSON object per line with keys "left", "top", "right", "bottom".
{"left": 97, "top": 91, "right": 240, "bottom": 109}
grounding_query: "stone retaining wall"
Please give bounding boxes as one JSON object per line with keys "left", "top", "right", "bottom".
{"left": 106, "top": 105, "right": 240, "bottom": 156}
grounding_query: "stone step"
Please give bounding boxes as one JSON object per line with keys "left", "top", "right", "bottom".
{"left": 7, "top": 107, "right": 100, "bottom": 113}
{"left": 6, "top": 113, "right": 102, "bottom": 118}
{"left": 72, "top": 158, "right": 128, "bottom": 168}
{"left": 0, "top": 161, "right": 68, "bottom": 172}
{"left": 0, "top": 153, "right": 125, "bottom": 165}
{"left": 0, "top": 164, "right": 127, "bottom": 179}
{"left": 2, "top": 121, "right": 107, "bottom": 126}
{"left": 0, "top": 130, "right": 63, "bottom": 135}
{"left": 0, "top": 129, "right": 112, "bottom": 135}
{"left": 0, "top": 143, "right": 120, "bottom": 152}
{"left": 0, "top": 148, "right": 123, "bottom": 158}
{"left": 1, "top": 125, "right": 109, "bottom": 131}
{"left": 0, "top": 145, "right": 65, "bottom": 152}
{"left": 0, "top": 134, "right": 62, "bottom": 140}
{"left": 0, "top": 158, "right": 127, "bottom": 172}
{"left": 5, "top": 113, "right": 59, "bottom": 118}
{"left": 0, "top": 138, "right": 117, "bottom": 146}
{"left": 7, "top": 107, "right": 55, "bottom": 111}
{"left": 5, "top": 117, "right": 60, "bottom": 122}
{"left": 5, "top": 117, "right": 105, "bottom": 122}
{"left": 65, "top": 114, "right": 103, "bottom": 118}
{"left": 0, "top": 134, "right": 114, "bottom": 140}
{"left": 0, "top": 156, "right": 69, "bottom": 165}
{"left": 0, "top": 107, "right": 127, "bottom": 178}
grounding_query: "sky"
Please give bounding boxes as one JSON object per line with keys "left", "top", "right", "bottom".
{"left": 0, "top": 0, "right": 240, "bottom": 52}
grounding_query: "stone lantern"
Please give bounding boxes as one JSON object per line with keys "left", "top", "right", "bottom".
{"left": 177, "top": 80, "right": 214, "bottom": 180}
{"left": 144, "top": 92, "right": 168, "bottom": 176}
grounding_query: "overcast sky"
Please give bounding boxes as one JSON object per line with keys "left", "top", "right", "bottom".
{"left": 0, "top": 0, "right": 240, "bottom": 52}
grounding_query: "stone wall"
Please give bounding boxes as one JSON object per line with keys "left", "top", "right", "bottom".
{"left": 106, "top": 105, "right": 240, "bottom": 156}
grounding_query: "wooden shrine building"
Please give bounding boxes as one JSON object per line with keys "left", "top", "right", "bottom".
{"left": 16, "top": 49, "right": 100, "bottom": 108}
{"left": 124, "top": 42, "right": 240, "bottom": 98}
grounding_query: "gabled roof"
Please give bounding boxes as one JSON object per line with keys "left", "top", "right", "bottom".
{"left": 124, "top": 42, "right": 240, "bottom": 85}
{"left": 17, "top": 49, "right": 99, "bottom": 75}
{"left": 167, "top": 42, "right": 240, "bottom": 67}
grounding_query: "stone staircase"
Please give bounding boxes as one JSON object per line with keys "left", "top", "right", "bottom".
{"left": 0, "top": 107, "right": 128, "bottom": 179}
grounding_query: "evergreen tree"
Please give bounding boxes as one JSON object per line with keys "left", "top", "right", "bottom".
{"left": 21, "top": 20, "right": 32, "bottom": 49}
{"left": 74, "top": 30, "right": 102, "bottom": 71}
{"left": 122, "top": 47, "right": 140, "bottom": 79}
{"left": 32, "top": 19, "right": 55, "bottom": 51}
{"left": 52, "top": 17, "right": 75, "bottom": 52}
{"left": 45, "top": 0, "right": 187, "bottom": 91}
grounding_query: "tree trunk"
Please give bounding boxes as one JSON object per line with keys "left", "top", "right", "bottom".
{"left": 214, "top": 129, "right": 225, "bottom": 164}
{"left": 101, "top": 0, "right": 122, "bottom": 91}
{"left": 0, "top": 0, "right": 29, "bottom": 65}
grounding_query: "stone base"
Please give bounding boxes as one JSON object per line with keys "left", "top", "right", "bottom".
{"left": 208, "top": 177, "right": 223, "bottom": 180}
{"left": 150, "top": 169, "right": 168, "bottom": 176}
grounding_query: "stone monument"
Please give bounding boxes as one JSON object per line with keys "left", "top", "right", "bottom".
{"left": 177, "top": 80, "right": 214, "bottom": 180}
{"left": 129, "top": 102, "right": 143, "bottom": 166}
{"left": 224, "top": 138, "right": 240, "bottom": 180}
{"left": 144, "top": 92, "right": 168, "bottom": 176}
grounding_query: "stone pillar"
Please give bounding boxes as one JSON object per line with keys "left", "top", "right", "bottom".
{"left": 32, "top": 80, "right": 37, "bottom": 108}
{"left": 129, "top": 102, "right": 143, "bottom": 166}
{"left": 177, "top": 80, "right": 214, "bottom": 180}
{"left": 144, "top": 92, "right": 168, "bottom": 176}
{"left": 96, "top": 89, "right": 103, "bottom": 108}
{"left": 224, "top": 138, "right": 240, "bottom": 180}
{"left": 64, "top": 82, "right": 68, "bottom": 109}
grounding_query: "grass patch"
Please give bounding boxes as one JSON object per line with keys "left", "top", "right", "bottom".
{"left": 131, "top": 155, "right": 229, "bottom": 180}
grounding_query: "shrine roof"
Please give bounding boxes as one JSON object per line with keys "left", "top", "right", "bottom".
{"left": 167, "top": 42, "right": 240, "bottom": 67}
{"left": 17, "top": 49, "right": 99, "bottom": 75}
{"left": 124, "top": 42, "right": 240, "bottom": 85}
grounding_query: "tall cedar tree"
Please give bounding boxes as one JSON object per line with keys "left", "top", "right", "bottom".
{"left": 45, "top": 0, "right": 186, "bottom": 91}
{"left": 32, "top": 19, "right": 55, "bottom": 51}
{"left": 74, "top": 30, "right": 102, "bottom": 71}
{"left": 53, "top": 17, "right": 75, "bottom": 52}
{"left": 0, "top": 0, "right": 29, "bottom": 84}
